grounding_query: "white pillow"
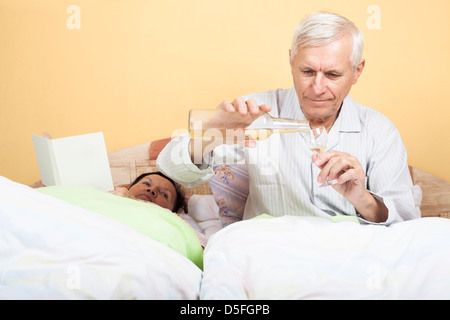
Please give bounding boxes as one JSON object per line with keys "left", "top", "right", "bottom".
{"left": 413, "top": 185, "right": 422, "bottom": 208}
{"left": 187, "top": 195, "right": 222, "bottom": 239}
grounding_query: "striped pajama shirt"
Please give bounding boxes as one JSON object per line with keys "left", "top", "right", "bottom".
{"left": 157, "top": 87, "right": 419, "bottom": 225}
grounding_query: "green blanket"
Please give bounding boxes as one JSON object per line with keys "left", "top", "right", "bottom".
{"left": 38, "top": 186, "right": 203, "bottom": 269}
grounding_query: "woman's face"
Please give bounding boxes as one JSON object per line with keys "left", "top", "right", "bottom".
{"left": 129, "top": 174, "right": 177, "bottom": 211}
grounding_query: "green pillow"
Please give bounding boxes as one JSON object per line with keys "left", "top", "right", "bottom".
{"left": 37, "top": 186, "right": 203, "bottom": 269}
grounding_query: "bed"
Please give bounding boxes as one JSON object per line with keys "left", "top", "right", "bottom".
{"left": 201, "top": 215, "right": 450, "bottom": 299}
{"left": 0, "top": 177, "right": 203, "bottom": 299}
{"left": 2, "top": 138, "right": 450, "bottom": 299}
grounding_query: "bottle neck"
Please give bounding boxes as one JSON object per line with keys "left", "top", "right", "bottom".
{"left": 271, "top": 116, "right": 310, "bottom": 131}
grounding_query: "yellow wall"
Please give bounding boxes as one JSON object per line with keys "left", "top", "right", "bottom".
{"left": 1, "top": 0, "right": 450, "bottom": 185}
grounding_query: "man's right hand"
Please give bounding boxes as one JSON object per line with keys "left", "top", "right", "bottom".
{"left": 189, "top": 97, "right": 271, "bottom": 165}
{"left": 217, "top": 97, "right": 271, "bottom": 148}
{"left": 219, "top": 97, "right": 271, "bottom": 116}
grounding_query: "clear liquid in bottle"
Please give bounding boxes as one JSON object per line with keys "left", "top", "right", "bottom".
{"left": 189, "top": 109, "right": 310, "bottom": 143}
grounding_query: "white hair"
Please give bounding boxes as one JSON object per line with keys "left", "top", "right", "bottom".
{"left": 290, "top": 12, "right": 364, "bottom": 71}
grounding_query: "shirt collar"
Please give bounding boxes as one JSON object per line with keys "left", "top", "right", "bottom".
{"left": 279, "top": 87, "right": 305, "bottom": 120}
{"left": 335, "top": 95, "right": 361, "bottom": 133}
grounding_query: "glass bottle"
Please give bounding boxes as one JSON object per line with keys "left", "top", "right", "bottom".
{"left": 189, "top": 109, "right": 310, "bottom": 143}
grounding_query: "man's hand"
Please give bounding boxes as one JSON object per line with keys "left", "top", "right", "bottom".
{"left": 190, "top": 97, "right": 271, "bottom": 164}
{"left": 219, "top": 97, "right": 271, "bottom": 115}
{"left": 312, "top": 151, "right": 388, "bottom": 223}
{"left": 312, "top": 150, "right": 366, "bottom": 200}
{"left": 109, "top": 186, "right": 137, "bottom": 200}
{"left": 218, "top": 97, "right": 271, "bottom": 148}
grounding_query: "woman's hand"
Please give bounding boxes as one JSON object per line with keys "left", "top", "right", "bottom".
{"left": 109, "top": 186, "right": 137, "bottom": 200}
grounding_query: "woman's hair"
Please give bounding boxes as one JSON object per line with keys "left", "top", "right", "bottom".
{"left": 290, "top": 12, "right": 364, "bottom": 71}
{"left": 129, "top": 172, "right": 185, "bottom": 213}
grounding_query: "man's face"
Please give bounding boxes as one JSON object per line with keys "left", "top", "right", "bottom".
{"left": 290, "top": 35, "right": 364, "bottom": 126}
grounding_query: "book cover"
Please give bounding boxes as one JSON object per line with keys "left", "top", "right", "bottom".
{"left": 32, "top": 132, "right": 114, "bottom": 192}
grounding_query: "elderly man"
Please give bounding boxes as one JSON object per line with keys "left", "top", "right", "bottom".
{"left": 157, "top": 12, "right": 418, "bottom": 224}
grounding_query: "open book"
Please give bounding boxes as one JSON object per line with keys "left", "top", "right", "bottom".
{"left": 32, "top": 132, "right": 114, "bottom": 192}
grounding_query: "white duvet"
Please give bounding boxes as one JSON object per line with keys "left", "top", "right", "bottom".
{"left": 201, "top": 215, "right": 450, "bottom": 299}
{"left": 0, "top": 177, "right": 202, "bottom": 299}
{"left": 3, "top": 175, "right": 450, "bottom": 300}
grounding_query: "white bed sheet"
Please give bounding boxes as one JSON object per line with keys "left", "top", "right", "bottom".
{"left": 0, "top": 177, "right": 202, "bottom": 299}
{"left": 201, "top": 215, "right": 450, "bottom": 299}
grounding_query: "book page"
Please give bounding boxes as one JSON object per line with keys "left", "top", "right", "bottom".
{"left": 33, "top": 132, "right": 114, "bottom": 192}
{"left": 32, "top": 134, "right": 59, "bottom": 186}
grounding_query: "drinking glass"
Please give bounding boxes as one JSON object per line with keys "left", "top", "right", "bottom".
{"left": 304, "top": 127, "right": 338, "bottom": 188}
{"left": 304, "top": 127, "right": 327, "bottom": 154}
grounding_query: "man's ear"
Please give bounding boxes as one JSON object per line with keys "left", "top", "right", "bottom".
{"left": 352, "top": 59, "right": 365, "bottom": 84}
